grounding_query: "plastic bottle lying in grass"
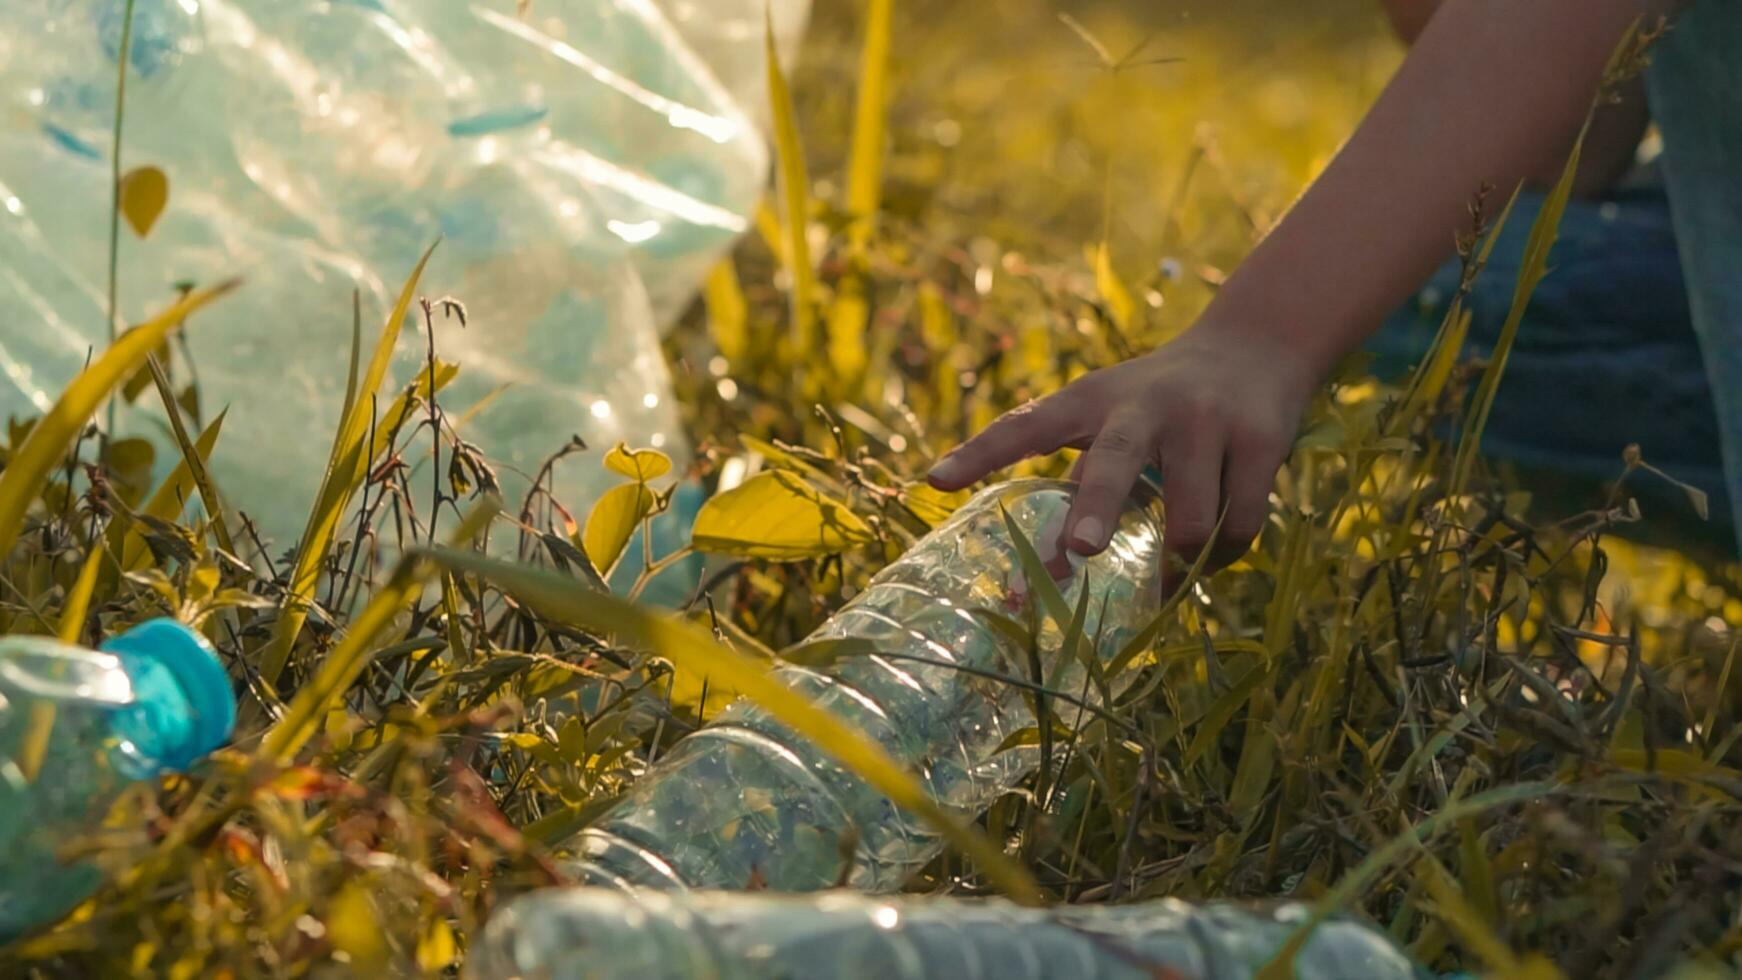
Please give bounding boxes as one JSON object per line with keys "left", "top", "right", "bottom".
{"left": 467, "top": 887, "right": 1423, "bottom": 980}
{"left": 0, "top": 620, "right": 235, "bottom": 942}
{"left": 566, "top": 478, "right": 1167, "bottom": 892}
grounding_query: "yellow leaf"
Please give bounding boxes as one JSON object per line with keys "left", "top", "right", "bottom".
{"left": 325, "top": 882, "right": 386, "bottom": 973}
{"left": 704, "top": 259, "right": 749, "bottom": 365}
{"left": 423, "top": 547, "right": 1045, "bottom": 905}
{"left": 602, "top": 443, "right": 673, "bottom": 483}
{"left": 187, "top": 561, "right": 220, "bottom": 605}
{"left": 415, "top": 916, "right": 457, "bottom": 972}
{"left": 582, "top": 482, "right": 656, "bottom": 578}
{"left": 902, "top": 483, "right": 970, "bottom": 526}
{"left": 692, "top": 470, "right": 873, "bottom": 560}
{"left": 0, "top": 281, "right": 237, "bottom": 563}
{"left": 119, "top": 165, "right": 168, "bottom": 238}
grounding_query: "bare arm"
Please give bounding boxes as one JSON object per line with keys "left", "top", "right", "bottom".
{"left": 931, "top": 0, "right": 1676, "bottom": 580}
{"left": 1380, "top": 0, "right": 1439, "bottom": 43}
{"left": 1383, "top": 0, "right": 1651, "bottom": 194}
{"left": 1224, "top": 0, "right": 1671, "bottom": 377}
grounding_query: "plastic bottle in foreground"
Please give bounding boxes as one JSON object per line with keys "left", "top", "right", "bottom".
{"left": 466, "top": 888, "right": 1424, "bottom": 980}
{"left": 566, "top": 478, "right": 1166, "bottom": 892}
{"left": 0, "top": 620, "right": 236, "bottom": 941}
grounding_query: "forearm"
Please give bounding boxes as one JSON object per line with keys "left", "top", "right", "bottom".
{"left": 1208, "top": 0, "right": 1672, "bottom": 376}
{"left": 1380, "top": 0, "right": 1651, "bottom": 195}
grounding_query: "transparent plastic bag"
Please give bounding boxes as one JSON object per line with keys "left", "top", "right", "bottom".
{"left": 0, "top": 0, "right": 797, "bottom": 543}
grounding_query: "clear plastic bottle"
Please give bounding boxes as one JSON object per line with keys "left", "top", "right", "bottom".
{"left": 466, "top": 888, "right": 1424, "bottom": 980}
{"left": 565, "top": 478, "right": 1166, "bottom": 892}
{"left": 0, "top": 619, "right": 236, "bottom": 941}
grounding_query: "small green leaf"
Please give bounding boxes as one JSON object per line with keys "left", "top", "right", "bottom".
{"left": 692, "top": 471, "right": 874, "bottom": 560}
{"left": 582, "top": 483, "right": 656, "bottom": 578}
{"left": 603, "top": 442, "right": 673, "bottom": 483}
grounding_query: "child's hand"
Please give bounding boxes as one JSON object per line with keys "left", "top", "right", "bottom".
{"left": 926, "top": 321, "right": 1318, "bottom": 584}
{"left": 927, "top": 0, "right": 1664, "bottom": 587}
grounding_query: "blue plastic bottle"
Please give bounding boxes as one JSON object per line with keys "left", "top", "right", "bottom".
{"left": 0, "top": 619, "right": 236, "bottom": 941}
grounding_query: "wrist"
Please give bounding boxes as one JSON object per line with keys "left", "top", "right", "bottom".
{"left": 1190, "top": 289, "right": 1347, "bottom": 395}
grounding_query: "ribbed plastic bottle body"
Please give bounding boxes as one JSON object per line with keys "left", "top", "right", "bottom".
{"left": 0, "top": 621, "right": 235, "bottom": 941}
{"left": 567, "top": 479, "right": 1165, "bottom": 892}
{"left": 466, "top": 888, "right": 1424, "bottom": 980}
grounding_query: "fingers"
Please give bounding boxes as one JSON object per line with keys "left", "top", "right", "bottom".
{"left": 927, "top": 393, "right": 1082, "bottom": 491}
{"left": 1155, "top": 428, "right": 1226, "bottom": 594}
{"left": 1062, "top": 413, "right": 1157, "bottom": 558}
{"left": 1212, "top": 430, "right": 1286, "bottom": 570}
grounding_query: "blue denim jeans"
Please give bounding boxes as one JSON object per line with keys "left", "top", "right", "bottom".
{"left": 1368, "top": 182, "right": 1732, "bottom": 555}
{"left": 1368, "top": 1, "right": 1742, "bottom": 558}
{"left": 1646, "top": 0, "right": 1742, "bottom": 555}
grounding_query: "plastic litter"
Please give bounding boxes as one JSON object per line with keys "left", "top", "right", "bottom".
{"left": 0, "top": 0, "right": 810, "bottom": 546}
{"left": 565, "top": 478, "right": 1167, "bottom": 892}
{"left": 466, "top": 887, "right": 1424, "bottom": 980}
{"left": 0, "top": 619, "right": 236, "bottom": 941}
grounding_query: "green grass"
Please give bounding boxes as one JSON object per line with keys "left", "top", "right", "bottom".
{"left": 4, "top": 2, "right": 1742, "bottom": 978}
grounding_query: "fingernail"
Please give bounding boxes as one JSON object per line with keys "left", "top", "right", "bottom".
{"left": 927, "top": 455, "right": 964, "bottom": 485}
{"left": 1070, "top": 516, "right": 1109, "bottom": 552}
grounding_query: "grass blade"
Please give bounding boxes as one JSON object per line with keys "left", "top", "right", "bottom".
{"left": 259, "top": 498, "right": 499, "bottom": 763}
{"left": 110, "top": 408, "right": 227, "bottom": 572}
{"left": 1255, "top": 780, "right": 1556, "bottom": 980}
{"left": 765, "top": 7, "right": 817, "bottom": 365}
{"left": 258, "top": 242, "right": 439, "bottom": 688}
{"left": 845, "top": 0, "right": 892, "bottom": 242}
{"left": 142, "top": 351, "right": 234, "bottom": 555}
{"left": 0, "top": 281, "right": 237, "bottom": 562}
{"left": 704, "top": 259, "right": 749, "bottom": 366}
{"left": 1449, "top": 130, "right": 1585, "bottom": 498}
{"left": 822, "top": 0, "right": 893, "bottom": 383}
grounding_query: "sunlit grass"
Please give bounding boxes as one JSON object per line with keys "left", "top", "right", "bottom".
{"left": 1, "top": 2, "right": 1738, "bottom": 978}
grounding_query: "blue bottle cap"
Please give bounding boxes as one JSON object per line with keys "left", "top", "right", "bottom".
{"left": 101, "top": 619, "right": 236, "bottom": 771}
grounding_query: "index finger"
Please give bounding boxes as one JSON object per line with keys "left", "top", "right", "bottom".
{"left": 927, "top": 394, "right": 1082, "bottom": 491}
